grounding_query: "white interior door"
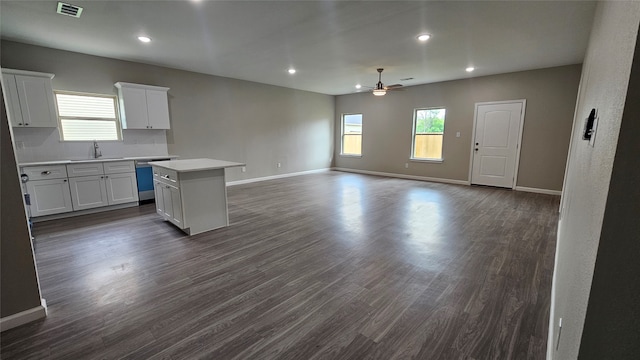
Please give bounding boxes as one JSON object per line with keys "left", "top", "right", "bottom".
{"left": 471, "top": 101, "right": 524, "bottom": 188}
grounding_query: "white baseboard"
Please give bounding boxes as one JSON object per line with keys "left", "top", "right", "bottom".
{"left": 0, "top": 298, "right": 47, "bottom": 332}
{"left": 332, "top": 167, "right": 469, "bottom": 186}
{"left": 227, "top": 168, "right": 330, "bottom": 186}
{"left": 515, "top": 186, "right": 562, "bottom": 196}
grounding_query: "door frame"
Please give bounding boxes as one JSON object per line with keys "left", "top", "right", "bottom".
{"left": 468, "top": 99, "right": 527, "bottom": 189}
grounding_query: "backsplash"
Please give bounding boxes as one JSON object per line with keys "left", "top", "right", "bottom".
{"left": 13, "top": 127, "right": 169, "bottom": 163}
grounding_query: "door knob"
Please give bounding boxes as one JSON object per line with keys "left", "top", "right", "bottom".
{"left": 475, "top": 148, "right": 479, "bottom": 151}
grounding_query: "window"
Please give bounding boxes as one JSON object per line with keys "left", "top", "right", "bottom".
{"left": 341, "top": 113, "right": 363, "bottom": 156}
{"left": 55, "top": 91, "right": 121, "bottom": 141}
{"left": 412, "top": 108, "right": 446, "bottom": 160}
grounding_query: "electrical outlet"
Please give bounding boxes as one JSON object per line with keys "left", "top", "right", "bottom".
{"left": 277, "top": 162, "right": 281, "bottom": 168}
{"left": 404, "top": 163, "right": 409, "bottom": 168}
{"left": 241, "top": 166, "right": 246, "bottom": 173}
{"left": 456, "top": 132, "right": 461, "bottom": 138}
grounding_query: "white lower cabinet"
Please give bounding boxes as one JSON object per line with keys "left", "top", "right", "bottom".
{"left": 69, "top": 175, "right": 109, "bottom": 211}
{"left": 25, "top": 178, "right": 73, "bottom": 217}
{"left": 69, "top": 171, "right": 139, "bottom": 211}
{"left": 154, "top": 179, "right": 183, "bottom": 228}
{"left": 22, "top": 160, "right": 139, "bottom": 218}
{"left": 105, "top": 173, "right": 138, "bottom": 205}
{"left": 168, "top": 184, "right": 183, "bottom": 226}
{"left": 154, "top": 180, "right": 165, "bottom": 217}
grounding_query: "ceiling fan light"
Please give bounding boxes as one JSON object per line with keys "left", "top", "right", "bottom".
{"left": 373, "top": 89, "right": 386, "bottom": 96}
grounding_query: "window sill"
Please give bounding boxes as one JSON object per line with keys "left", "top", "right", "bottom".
{"left": 410, "top": 158, "right": 443, "bottom": 164}
{"left": 340, "top": 154, "right": 362, "bottom": 158}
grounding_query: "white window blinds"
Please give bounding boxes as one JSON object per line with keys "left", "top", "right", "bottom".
{"left": 55, "top": 92, "right": 121, "bottom": 141}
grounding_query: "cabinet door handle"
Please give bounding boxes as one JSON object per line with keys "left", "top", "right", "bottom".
{"left": 63, "top": 179, "right": 67, "bottom": 182}
{"left": 25, "top": 123, "right": 29, "bottom": 126}
{"left": 101, "top": 176, "right": 104, "bottom": 179}
{"left": 41, "top": 171, "right": 51, "bottom": 175}
{"left": 18, "top": 123, "right": 23, "bottom": 125}
{"left": 105, "top": 175, "right": 109, "bottom": 178}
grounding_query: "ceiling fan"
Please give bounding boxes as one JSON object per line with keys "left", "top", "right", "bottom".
{"left": 369, "top": 68, "right": 403, "bottom": 96}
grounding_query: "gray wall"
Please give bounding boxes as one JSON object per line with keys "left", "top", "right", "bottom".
{"left": 334, "top": 65, "right": 582, "bottom": 191}
{"left": 550, "top": 1, "right": 640, "bottom": 359}
{"left": 580, "top": 26, "right": 640, "bottom": 358}
{"left": 1, "top": 86, "right": 42, "bottom": 318}
{"left": 0, "top": 41, "right": 335, "bottom": 181}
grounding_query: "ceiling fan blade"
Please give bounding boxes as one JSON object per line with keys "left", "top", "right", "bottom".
{"left": 384, "top": 84, "right": 403, "bottom": 90}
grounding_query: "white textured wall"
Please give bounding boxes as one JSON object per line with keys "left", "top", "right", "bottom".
{"left": 549, "top": 2, "right": 640, "bottom": 359}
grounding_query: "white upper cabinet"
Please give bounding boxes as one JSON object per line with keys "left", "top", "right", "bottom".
{"left": 1, "top": 69, "right": 57, "bottom": 128}
{"left": 115, "top": 82, "right": 170, "bottom": 130}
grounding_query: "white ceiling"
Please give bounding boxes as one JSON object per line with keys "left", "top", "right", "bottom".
{"left": 0, "top": 1, "right": 596, "bottom": 95}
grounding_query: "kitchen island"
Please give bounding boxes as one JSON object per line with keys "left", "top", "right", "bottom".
{"left": 149, "top": 158, "right": 245, "bottom": 235}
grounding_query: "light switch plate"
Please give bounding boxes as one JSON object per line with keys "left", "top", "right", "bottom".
{"left": 589, "top": 117, "right": 598, "bottom": 147}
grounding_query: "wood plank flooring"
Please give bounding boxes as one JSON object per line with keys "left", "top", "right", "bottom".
{"left": 0, "top": 171, "right": 559, "bottom": 359}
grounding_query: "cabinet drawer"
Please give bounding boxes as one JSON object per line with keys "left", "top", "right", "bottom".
{"left": 152, "top": 166, "right": 179, "bottom": 186}
{"left": 104, "top": 160, "right": 135, "bottom": 174}
{"left": 67, "top": 162, "right": 105, "bottom": 177}
{"left": 21, "top": 165, "right": 68, "bottom": 180}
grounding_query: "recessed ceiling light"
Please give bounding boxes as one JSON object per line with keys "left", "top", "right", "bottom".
{"left": 417, "top": 34, "right": 431, "bottom": 42}
{"left": 137, "top": 36, "right": 151, "bottom": 43}
{"left": 288, "top": 68, "right": 296, "bottom": 74}
{"left": 355, "top": 84, "right": 362, "bottom": 89}
{"left": 466, "top": 66, "right": 475, "bottom": 72}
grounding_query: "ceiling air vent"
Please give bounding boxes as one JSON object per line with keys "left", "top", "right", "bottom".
{"left": 400, "top": 77, "right": 414, "bottom": 81}
{"left": 56, "top": 2, "right": 83, "bottom": 18}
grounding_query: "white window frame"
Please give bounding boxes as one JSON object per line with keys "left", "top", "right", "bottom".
{"left": 55, "top": 90, "right": 122, "bottom": 142}
{"left": 340, "top": 113, "right": 363, "bottom": 157}
{"left": 410, "top": 107, "right": 446, "bottom": 162}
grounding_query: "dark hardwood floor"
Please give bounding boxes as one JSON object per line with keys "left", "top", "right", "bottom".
{"left": 0, "top": 171, "right": 558, "bottom": 359}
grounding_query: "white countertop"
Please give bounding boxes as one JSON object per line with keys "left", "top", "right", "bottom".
{"left": 19, "top": 155, "right": 178, "bottom": 167}
{"left": 149, "top": 158, "right": 245, "bottom": 172}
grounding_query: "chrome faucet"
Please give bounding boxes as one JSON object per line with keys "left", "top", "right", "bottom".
{"left": 93, "top": 140, "right": 102, "bottom": 159}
